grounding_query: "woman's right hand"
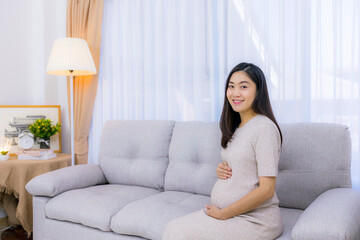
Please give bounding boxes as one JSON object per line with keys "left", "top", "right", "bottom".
{"left": 216, "top": 162, "right": 232, "bottom": 180}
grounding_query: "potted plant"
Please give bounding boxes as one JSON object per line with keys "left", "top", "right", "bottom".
{"left": 29, "top": 119, "right": 61, "bottom": 149}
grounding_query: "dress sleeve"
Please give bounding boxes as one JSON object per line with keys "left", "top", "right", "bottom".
{"left": 254, "top": 122, "right": 281, "bottom": 177}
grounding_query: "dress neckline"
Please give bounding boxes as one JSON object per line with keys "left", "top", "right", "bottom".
{"left": 237, "top": 114, "right": 261, "bottom": 130}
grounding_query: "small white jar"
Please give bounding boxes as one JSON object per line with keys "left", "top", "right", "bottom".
{"left": 0, "top": 154, "right": 9, "bottom": 161}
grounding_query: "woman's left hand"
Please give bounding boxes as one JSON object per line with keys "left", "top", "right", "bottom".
{"left": 205, "top": 205, "right": 227, "bottom": 220}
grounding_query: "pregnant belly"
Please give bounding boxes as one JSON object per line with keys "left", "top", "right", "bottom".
{"left": 210, "top": 179, "right": 251, "bottom": 209}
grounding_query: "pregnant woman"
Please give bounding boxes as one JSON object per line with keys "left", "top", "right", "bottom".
{"left": 162, "top": 62, "right": 283, "bottom": 240}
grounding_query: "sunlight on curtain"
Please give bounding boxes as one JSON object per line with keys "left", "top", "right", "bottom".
{"left": 89, "top": 0, "right": 230, "bottom": 162}
{"left": 89, "top": 0, "right": 360, "bottom": 190}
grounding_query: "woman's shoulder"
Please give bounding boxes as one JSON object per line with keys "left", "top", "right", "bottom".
{"left": 252, "top": 114, "right": 280, "bottom": 136}
{"left": 251, "top": 115, "right": 281, "bottom": 149}
{"left": 253, "top": 114, "right": 277, "bottom": 126}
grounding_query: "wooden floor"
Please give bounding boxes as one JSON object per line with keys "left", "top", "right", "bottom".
{"left": 1, "top": 226, "right": 32, "bottom": 240}
{"left": 0, "top": 217, "right": 8, "bottom": 237}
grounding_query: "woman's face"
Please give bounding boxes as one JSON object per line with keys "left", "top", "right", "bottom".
{"left": 226, "top": 71, "right": 257, "bottom": 116}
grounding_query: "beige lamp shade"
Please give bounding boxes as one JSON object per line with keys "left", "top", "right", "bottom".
{"left": 46, "top": 38, "right": 97, "bottom": 76}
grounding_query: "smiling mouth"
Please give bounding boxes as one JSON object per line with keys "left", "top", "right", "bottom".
{"left": 232, "top": 100, "right": 244, "bottom": 104}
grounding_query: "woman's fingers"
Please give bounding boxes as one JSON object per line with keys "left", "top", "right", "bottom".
{"left": 221, "top": 162, "right": 231, "bottom": 171}
{"left": 223, "top": 170, "right": 232, "bottom": 178}
{"left": 216, "top": 165, "right": 226, "bottom": 179}
{"left": 217, "top": 162, "right": 232, "bottom": 179}
{"left": 221, "top": 162, "right": 232, "bottom": 176}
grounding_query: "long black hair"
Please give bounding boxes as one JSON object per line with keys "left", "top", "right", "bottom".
{"left": 220, "top": 62, "right": 282, "bottom": 148}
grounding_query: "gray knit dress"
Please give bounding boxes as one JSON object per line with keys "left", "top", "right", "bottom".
{"left": 162, "top": 115, "right": 283, "bottom": 240}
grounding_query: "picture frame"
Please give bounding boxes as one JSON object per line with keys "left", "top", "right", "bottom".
{"left": 0, "top": 105, "right": 62, "bottom": 155}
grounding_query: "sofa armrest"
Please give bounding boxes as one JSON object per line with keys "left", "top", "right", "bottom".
{"left": 292, "top": 188, "right": 360, "bottom": 240}
{"left": 26, "top": 164, "right": 107, "bottom": 197}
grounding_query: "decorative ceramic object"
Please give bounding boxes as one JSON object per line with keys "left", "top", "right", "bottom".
{"left": 39, "top": 138, "right": 50, "bottom": 149}
{"left": 0, "top": 154, "right": 9, "bottom": 161}
{"left": 0, "top": 137, "right": 11, "bottom": 161}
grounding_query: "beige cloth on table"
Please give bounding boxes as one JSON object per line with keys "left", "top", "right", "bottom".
{"left": 0, "top": 153, "right": 71, "bottom": 235}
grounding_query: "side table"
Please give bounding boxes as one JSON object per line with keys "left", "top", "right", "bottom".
{"left": 0, "top": 153, "right": 71, "bottom": 236}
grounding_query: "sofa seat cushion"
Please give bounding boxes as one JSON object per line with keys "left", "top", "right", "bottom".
{"left": 45, "top": 184, "right": 160, "bottom": 231}
{"left": 110, "top": 191, "right": 210, "bottom": 240}
{"left": 276, "top": 207, "right": 303, "bottom": 239}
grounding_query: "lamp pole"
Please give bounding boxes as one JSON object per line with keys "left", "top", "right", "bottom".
{"left": 69, "top": 70, "right": 75, "bottom": 165}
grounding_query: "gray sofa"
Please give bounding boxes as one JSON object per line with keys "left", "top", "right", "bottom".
{"left": 26, "top": 120, "right": 360, "bottom": 240}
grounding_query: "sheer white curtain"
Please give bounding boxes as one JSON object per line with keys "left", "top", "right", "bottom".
{"left": 89, "top": 0, "right": 360, "bottom": 190}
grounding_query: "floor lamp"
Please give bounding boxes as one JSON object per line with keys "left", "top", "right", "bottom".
{"left": 46, "top": 38, "right": 96, "bottom": 165}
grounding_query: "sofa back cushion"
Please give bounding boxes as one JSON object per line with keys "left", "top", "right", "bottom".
{"left": 99, "top": 120, "right": 175, "bottom": 190}
{"left": 164, "top": 122, "right": 222, "bottom": 196}
{"left": 277, "top": 123, "right": 351, "bottom": 210}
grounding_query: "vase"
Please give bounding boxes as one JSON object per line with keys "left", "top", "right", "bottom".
{"left": 0, "top": 154, "right": 9, "bottom": 161}
{"left": 40, "top": 138, "right": 50, "bottom": 149}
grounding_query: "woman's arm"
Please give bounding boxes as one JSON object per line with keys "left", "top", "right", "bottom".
{"left": 206, "top": 176, "right": 276, "bottom": 220}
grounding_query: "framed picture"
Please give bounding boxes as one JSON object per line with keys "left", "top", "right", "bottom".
{"left": 0, "top": 105, "right": 62, "bottom": 155}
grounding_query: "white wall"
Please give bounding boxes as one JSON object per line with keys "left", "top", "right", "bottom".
{"left": 0, "top": 0, "right": 70, "bottom": 154}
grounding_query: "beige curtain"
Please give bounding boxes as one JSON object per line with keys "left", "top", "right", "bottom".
{"left": 66, "top": 0, "right": 104, "bottom": 164}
